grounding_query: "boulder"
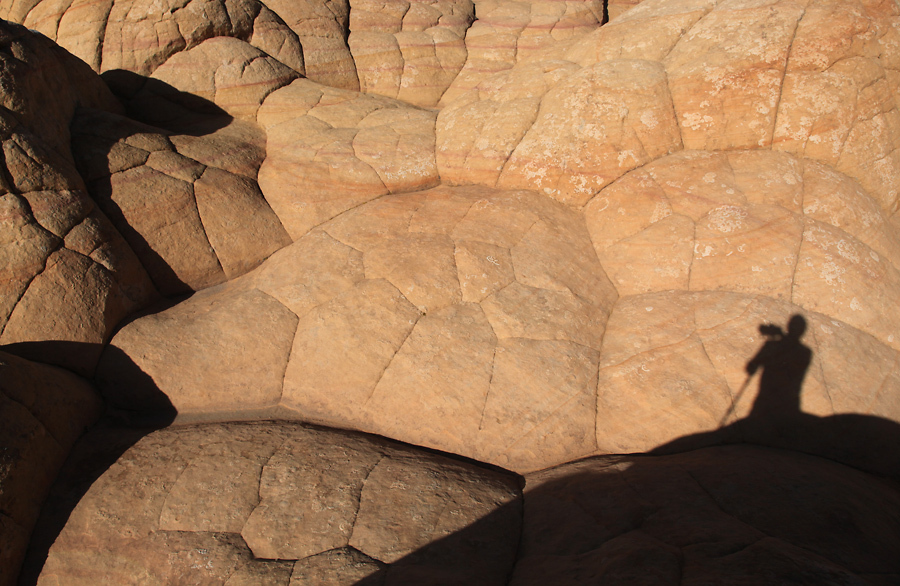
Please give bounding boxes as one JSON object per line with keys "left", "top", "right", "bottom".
{"left": 98, "top": 185, "right": 618, "bottom": 472}
{"left": 36, "top": 422, "right": 522, "bottom": 585}
{"left": 0, "top": 24, "right": 157, "bottom": 373}
{"left": 72, "top": 108, "right": 290, "bottom": 295}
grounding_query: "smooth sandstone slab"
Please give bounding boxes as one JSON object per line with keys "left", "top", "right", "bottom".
{"left": 72, "top": 108, "right": 290, "bottom": 295}
{"left": 98, "top": 287, "right": 298, "bottom": 417}
{"left": 594, "top": 290, "right": 900, "bottom": 478}
{"left": 99, "top": 184, "right": 617, "bottom": 472}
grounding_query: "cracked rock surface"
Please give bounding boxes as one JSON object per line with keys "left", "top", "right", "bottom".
{"left": 35, "top": 421, "right": 522, "bottom": 585}
{"left": 2, "top": 0, "right": 900, "bottom": 583}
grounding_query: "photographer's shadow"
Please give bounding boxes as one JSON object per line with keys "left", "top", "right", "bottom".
{"left": 652, "top": 314, "right": 900, "bottom": 480}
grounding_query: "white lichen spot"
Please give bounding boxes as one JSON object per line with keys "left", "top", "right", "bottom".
{"left": 650, "top": 201, "right": 671, "bottom": 223}
{"left": 752, "top": 266, "right": 762, "bottom": 272}
{"left": 640, "top": 110, "right": 659, "bottom": 129}
{"left": 850, "top": 297, "right": 862, "bottom": 311}
{"left": 694, "top": 242, "right": 715, "bottom": 258}
{"left": 836, "top": 240, "right": 859, "bottom": 263}
{"left": 645, "top": 306, "right": 654, "bottom": 312}
{"left": 702, "top": 172, "right": 716, "bottom": 184}
{"left": 682, "top": 112, "right": 714, "bottom": 131}
{"left": 821, "top": 260, "right": 845, "bottom": 285}
{"left": 707, "top": 205, "right": 747, "bottom": 233}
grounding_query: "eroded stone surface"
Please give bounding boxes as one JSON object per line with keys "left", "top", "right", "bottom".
{"left": 349, "top": 0, "right": 474, "bottom": 107}
{"left": 257, "top": 79, "right": 439, "bottom": 240}
{"left": 36, "top": 422, "right": 522, "bottom": 585}
{"left": 72, "top": 107, "right": 290, "bottom": 295}
{"left": 437, "top": 0, "right": 900, "bottom": 216}
{"left": 99, "top": 184, "right": 617, "bottom": 472}
{"left": 0, "top": 23, "right": 157, "bottom": 373}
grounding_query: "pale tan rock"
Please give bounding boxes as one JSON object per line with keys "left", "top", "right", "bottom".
{"left": 514, "top": 445, "right": 900, "bottom": 584}
{"left": 257, "top": 79, "right": 438, "bottom": 240}
{"left": 263, "top": 0, "right": 358, "bottom": 89}
{"left": 438, "top": 0, "right": 900, "bottom": 215}
{"left": 98, "top": 287, "right": 297, "bottom": 417}
{"left": 436, "top": 60, "right": 579, "bottom": 186}
{"left": 663, "top": 0, "right": 804, "bottom": 151}
{"left": 0, "top": 352, "right": 102, "bottom": 586}
{"left": 363, "top": 303, "right": 495, "bottom": 457}
{"left": 349, "top": 0, "right": 474, "bottom": 107}
{"left": 496, "top": 58, "right": 680, "bottom": 206}
{"left": 774, "top": 0, "right": 900, "bottom": 212}
{"left": 474, "top": 338, "right": 599, "bottom": 469}
{"left": 146, "top": 37, "right": 299, "bottom": 122}
{"left": 607, "top": 0, "right": 643, "bottom": 20}
{"left": 98, "top": 185, "right": 615, "bottom": 472}
{"left": 440, "top": 0, "right": 603, "bottom": 105}
{"left": 565, "top": 0, "right": 716, "bottom": 65}
{"left": 280, "top": 278, "right": 423, "bottom": 423}
{"left": 585, "top": 149, "right": 900, "bottom": 351}
{"left": 37, "top": 422, "right": 521, "bottom": 584}
{"left": 593, "top": 289, "right": 900, "bottom": 477}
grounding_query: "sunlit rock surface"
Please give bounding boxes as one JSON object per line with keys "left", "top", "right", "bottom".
{"left": 2, "top": 0, "right": 900, "bottom": 583}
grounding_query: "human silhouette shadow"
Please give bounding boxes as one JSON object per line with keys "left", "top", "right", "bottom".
{"left": 346, "top": 315, "right": 900, "bottom": 585}
{"left": 652, "top": 314, "right": 900, "bottom": 481}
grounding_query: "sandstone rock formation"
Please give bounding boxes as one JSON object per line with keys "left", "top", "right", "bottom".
{"left": 0, "top": 351, "right": 102, "bottom": 585}
{"left": 36, "top": 422, "right": 522, "bottom": 585}
{"left": 0, "top": 21, "right": 157, "bottom": 373}
{"left": 3, "top": 0, "right": 900, "bottom": 583}
{"left": 97, "top": 184, "right": 617, "bottom": 472}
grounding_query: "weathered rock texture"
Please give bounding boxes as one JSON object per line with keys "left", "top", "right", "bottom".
{"left": 438, "top": 0, "right": 900, "bottom": 215}
{"left": 3, "top": 0, "right": 900, "bottom": 583}
{"left": 36, "top": 422, "right": 522, "bottom": 585}
{"left": 349, "top": 0, "right": 474, "bottom": 107}
{"left": 439, "top": 0, "right": 604, "bottom": 105}
{"left": 99, "top": 184, "right": 617, "bottom": 472}
{"left": 72, "top": 107, "right": 290, "bottom": 294}
{"left": 0, "top": 21, "right": 157, "bottom": 373}
{"left": 257, "top": 79, "right": 440, "bottom": 240}
{"left": 0, "top": 352, "right": 102, "bottom": 586}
